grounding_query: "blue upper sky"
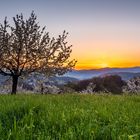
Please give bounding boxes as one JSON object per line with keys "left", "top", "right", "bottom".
{"left": 1, "top": 0, "right": 139, "bottom": 35}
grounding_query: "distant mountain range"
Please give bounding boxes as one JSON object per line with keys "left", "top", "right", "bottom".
{"left": 64, "top": 67, "right": 140, "bottom": 80}
{"left": 101, "top": 72, "right": 140, "bottom": 81}
{"left": 0, "top": 74, "right": 78, "bottom": 86}
{"left": 1, "top": 67, "right": 140, "bottom": 86}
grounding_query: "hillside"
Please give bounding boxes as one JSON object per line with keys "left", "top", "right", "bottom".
{"left": 64, "top": 67, "right": 140, "bottom": 80}
{"left": 101, "top": 72, "right": 140, "bottom": 81}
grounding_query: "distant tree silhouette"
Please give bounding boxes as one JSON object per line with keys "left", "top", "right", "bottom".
{"left": 102, "top": 75, "right": 126, "bottom": 94}
{"left": 0, "top": 12, "right": 76, "bottom": 94}
{"left": 70, "top": 75, "right": 126, "bottom": 94}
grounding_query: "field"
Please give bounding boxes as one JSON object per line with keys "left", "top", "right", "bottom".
{"left": 0, "top": 94, "right": 140, "bottom": 140}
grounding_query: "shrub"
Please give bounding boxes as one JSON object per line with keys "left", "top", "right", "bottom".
{"left": 67, "top": 75, "right": 126, "bottom": 94}
{"left": 102, "top": 75, "right": 126, "bottom": 94}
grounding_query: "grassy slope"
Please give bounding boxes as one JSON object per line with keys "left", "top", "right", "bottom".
{"left": 0, "top": 94, "right": 140, "bottom": 140}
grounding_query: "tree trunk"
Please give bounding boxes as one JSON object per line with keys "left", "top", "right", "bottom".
{"left": 11, "top": 75, "right": 19, "bottom": 95}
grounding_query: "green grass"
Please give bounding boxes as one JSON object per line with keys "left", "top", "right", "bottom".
{"left": 0, "top": 94, "right": 140, "bottom": 140}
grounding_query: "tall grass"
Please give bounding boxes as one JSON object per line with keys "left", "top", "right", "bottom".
{"left": 0, "top": 94, "right": 140, "bottom": 140}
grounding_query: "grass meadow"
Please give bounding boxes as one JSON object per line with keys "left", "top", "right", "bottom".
{"left": 0, "top": 94, "right": 140, "bottom": 140}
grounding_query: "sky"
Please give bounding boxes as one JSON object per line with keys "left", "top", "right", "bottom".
{"left": 0, "top": 0, "right": 140, "bottom": 69}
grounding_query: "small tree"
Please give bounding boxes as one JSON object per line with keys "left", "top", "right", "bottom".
{"left": 0, "top": 12, "right": 76, "bottom": 94}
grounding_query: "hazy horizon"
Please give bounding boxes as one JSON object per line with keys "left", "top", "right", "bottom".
{"left": 74, "top": 66, "right": 140, "bottom": 70}
{"left": 0, "top": 0, "right": 140, "bottom": 69}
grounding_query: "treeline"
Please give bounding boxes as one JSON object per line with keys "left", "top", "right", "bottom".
{"left": 65, "top": 75, "right": 126, "bottom": 94}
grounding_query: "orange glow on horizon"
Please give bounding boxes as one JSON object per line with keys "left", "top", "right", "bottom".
{"left": 75, "top": 65, "right": 140, "bottom": 70}
{"left": 72, "top": 56, "right": 140, "bottom": 70}
{"left": 71, "top": 39, "right": 140, "bottom": 70}
{"left": 74, "top": 61, "right": 140, "bottom": 70}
